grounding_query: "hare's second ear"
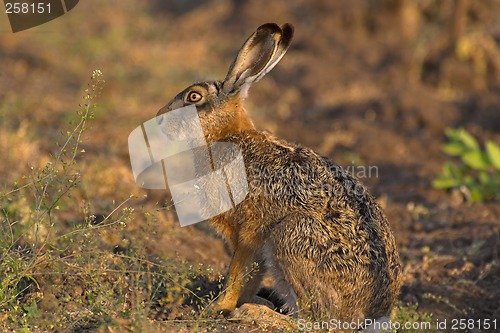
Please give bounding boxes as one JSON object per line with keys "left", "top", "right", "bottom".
{"left": 222, "top": 23, "right": 294, "bottom": 96}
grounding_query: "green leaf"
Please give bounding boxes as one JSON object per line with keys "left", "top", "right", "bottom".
{"left": 432, "top": 177, "right": 461, "bottom": 189}
{"left": 457, "top": 128, "right": 480, "bottom": 150}
{"left": 463, "top": 175, "right": 475, "bottom": 186}
{"left": 469, "top": 187, "right": 484, "bottom": 202}
{"left": 478, "top": 171, "right": 490, "bottom": 184}
{"left": 462, "top": 151, "right": 489, "bottom": 170}
{"left": 485, "top": 140, "right": 500, "bottom": 170}
{"left": 441, "top": 161, "right": 462, "bottom": 179}
{"left": 442, "top": 142, "right": 465, "bottom": 156}
{"left": 445, "top": 128, "right": 461, "bottom": 141}
{"left": 441, "top": 161, "right": 453, "bottom": 177}
{"left": 22, "top": 300, "right": 38, "bottom": 318}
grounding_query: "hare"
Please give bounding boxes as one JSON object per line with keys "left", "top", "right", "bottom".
{"left": 156, "top": 23, "right": 402, "bottom": 325}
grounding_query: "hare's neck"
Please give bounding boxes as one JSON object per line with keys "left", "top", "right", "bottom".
{"left": 215, "top": 107, "right": 255, "bottom": 141}
{"left": 207, "top": 102, "right": 256, "bottom": 143}
{"left": 235, "top": 109, "right": 255, "bottom": 132}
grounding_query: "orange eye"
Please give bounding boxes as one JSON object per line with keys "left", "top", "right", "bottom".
{"left": 187, "top": 91, "right": 202, "bottom": 103}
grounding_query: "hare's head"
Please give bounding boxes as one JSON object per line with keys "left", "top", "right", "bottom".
{"left": 157, "top": 23, "right": 294, "bottom": 143}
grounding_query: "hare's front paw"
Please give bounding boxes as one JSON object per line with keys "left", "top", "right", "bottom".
{"left": 207, "top": 295, "right": 273, "bottom": 318}
{"left": 206, "top": 298, "right": 237, "bottom": 317}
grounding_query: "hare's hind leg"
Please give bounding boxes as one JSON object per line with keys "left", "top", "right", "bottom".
{"left": 268, "top": 214, "right": 345, "bottom": 320}
{"left": 263, "top": 241, "right": 299, "bottom": 316}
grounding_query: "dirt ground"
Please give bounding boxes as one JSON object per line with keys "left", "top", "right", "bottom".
{"left": 1, "top": 1, "right": 499, "bottom": 332}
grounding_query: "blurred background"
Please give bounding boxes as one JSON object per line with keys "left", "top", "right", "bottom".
{"left": 1, "top": 0, "right": 499, "bottom": 331}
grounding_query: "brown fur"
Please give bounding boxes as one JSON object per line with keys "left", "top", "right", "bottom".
{"left": 156, "top": 23, "right": 401, "bottom": 325}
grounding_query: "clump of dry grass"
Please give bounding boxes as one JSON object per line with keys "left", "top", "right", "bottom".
{"left": 0, "top": 70, "right": 233, "bottom": 333}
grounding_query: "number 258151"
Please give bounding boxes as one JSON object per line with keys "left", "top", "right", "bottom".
{"left": 5, "top": 2, "right": 51, "bottom": 14}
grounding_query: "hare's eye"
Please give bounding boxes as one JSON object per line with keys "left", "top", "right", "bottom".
{"left": 187, "top": 91, "right": 202, "bottom": 103}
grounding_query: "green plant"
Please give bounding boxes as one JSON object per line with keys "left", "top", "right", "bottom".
{"left": 433, "top": 127, "right": 500, "bottom": 201}
{"left": 391, "top": 302, "right": 434, "bottom": 333}
{"left": 0, "top": 70, "right": 122, "bottom": 330}
{"left": 0, "top": 68, "right": 232, "bottom": 332}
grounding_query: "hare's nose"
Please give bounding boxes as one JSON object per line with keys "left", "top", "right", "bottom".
{"left": 156, "top": 105, "right": 171, "bottom": 125}
{"left": 156, "top": 113, "right": 164, "bottom": 125}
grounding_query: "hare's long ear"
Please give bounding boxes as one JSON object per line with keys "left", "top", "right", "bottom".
{"left": 222, "top": 23, "right": 294, "bottom": 97}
